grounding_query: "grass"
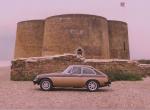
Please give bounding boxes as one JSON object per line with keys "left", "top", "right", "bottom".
{"left": 105, "top": 69, "right": 143, "bottom": 81}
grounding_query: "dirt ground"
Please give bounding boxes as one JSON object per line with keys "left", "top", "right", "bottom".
{"left": 0, "top": 67, "right": 150, "bottom": 110}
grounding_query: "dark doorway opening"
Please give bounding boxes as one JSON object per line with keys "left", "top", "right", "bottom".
{"left": 77, "top": 49, "right": 83, "bottom": 56}
{"left": 76, "top": 48, "right": 84, "bottom": 57}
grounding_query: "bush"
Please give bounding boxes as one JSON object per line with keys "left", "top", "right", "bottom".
{"left": 105, "top": 69, "right": 143, "bottom": 81}
{"left": 138, "top": 60, "right": 150, "bottom": 64}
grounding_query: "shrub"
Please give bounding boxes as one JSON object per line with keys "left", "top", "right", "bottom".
{"left": 138, "top": 60, "right": 150, "bottom": 64}
{"left": 105, "top": 69, "right": 143, "bottom": 81}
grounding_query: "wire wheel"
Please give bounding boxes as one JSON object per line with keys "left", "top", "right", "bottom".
{"left": 40, "top": 79, "right": 52, "bottom": 91}
{"left": 87, "top": 81, "right": 99, "bottom": 92}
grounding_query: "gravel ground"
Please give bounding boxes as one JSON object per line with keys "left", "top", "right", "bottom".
{"left": 0, "top": 67, "right": 150, "bottom": 110}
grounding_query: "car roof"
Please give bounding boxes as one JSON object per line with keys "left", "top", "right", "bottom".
{"left": 67, "top": 65, "right": 105, "bottom": 75}
{"left": 69, "top": 65, "right": 94, "bottom": 69}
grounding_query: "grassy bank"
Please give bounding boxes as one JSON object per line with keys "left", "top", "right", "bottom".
{"left": 105, "top": 69, "right": 143, "bottom": 81}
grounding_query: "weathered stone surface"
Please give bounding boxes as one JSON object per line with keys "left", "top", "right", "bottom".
{"left": 108, "top": 21, "right": 130, "bottom": 59}
{"left": 11, "top": 54, "right": 149, "bottom": 81}
{"left": 15, "top": 20, "right": 44, "bottom": 58}
{"left": 14, "top": 14, "right": 130, "bottom": 59}
{"left": 43, "top": 14, "right": 110, "bottom": 59}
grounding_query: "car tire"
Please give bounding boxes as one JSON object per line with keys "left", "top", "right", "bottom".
{"left": 40, "top": 79, "right": 53, "bottom": 91}
{"left": 86, "top": 80, "right": 99, "bottom": 92}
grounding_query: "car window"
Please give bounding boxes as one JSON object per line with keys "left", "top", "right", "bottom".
{"left": 82, "top": 67, "right": 96, "bottom": 75}
{"left": 71, "top": 67, "right": 81, "bottom": 74}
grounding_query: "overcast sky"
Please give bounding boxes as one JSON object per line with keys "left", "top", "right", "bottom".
{"left": 0, "top": 0, "right": 150, "bottom": 61}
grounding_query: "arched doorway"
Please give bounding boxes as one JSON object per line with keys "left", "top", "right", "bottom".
{"left": 76, "top": 47, "right": 84, "bottom": 57}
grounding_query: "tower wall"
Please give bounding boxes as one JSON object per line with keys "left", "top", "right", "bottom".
{"left": 14, "top": 20, "right": 44, "bottom": 58}
{"left": 108, "top": 20, "right": 130, "bottom": 59}
{"left": 42, "top": 14, "right": 110, "bottom": 59}
{"left": 14, "top": 14, "right": 130, "bottom": 59}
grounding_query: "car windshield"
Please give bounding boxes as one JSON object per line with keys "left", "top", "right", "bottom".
{"left": 62, "top": 66, "right": 72, "bottom": 74}
{"left": 63, "top": 66, "right": 82, "bottom": 74}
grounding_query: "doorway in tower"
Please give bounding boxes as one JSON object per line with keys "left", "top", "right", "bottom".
{"left": 75, "top": 47, "right": 84, "bottom": 57}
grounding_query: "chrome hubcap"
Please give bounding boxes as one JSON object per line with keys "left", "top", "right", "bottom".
{"left": 42, "top": 81, "right": 50, "bottom": 90}
{"left": 88, "top": 81, "right": 97, "bottom": 91}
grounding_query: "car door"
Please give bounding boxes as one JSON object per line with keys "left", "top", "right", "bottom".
{"left": 68, "top": 66, "right": 84, "bottom": 87}
{"left": 53, "top": 66, "right": 83, "bottom": 87}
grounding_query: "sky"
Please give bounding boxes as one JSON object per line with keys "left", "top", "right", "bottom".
{"left": 0, "top": 0, "right": 150, "bottom": 62}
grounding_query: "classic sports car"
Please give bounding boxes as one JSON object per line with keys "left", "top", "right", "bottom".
{"left": 33, "top": 65, "right": 111, "bottom": 92}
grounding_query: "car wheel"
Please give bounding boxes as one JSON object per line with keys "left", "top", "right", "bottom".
{"left": 87, "top": 80, "right": 99, "bottom": 92}
{"left": 40, "top": 79, "right": 53, "bottom": 91}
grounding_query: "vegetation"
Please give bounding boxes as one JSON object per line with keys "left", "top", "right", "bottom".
{"left": 105, "top": 69, "right": 143, "bottom": 81}
{"left": 138, "top": 60, "right": 150, "bottom": 64}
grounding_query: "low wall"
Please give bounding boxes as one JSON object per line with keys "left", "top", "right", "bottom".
{"left": 11, "top": 54, "right": 149, "bottom": 81}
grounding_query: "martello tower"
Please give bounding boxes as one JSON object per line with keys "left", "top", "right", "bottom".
{"left": 14, "top": 14, "right": 130, "bottom": 59}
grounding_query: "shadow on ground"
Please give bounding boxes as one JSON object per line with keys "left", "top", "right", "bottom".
{"left": 34, "top": 87, "right": 113, "bottom": 92}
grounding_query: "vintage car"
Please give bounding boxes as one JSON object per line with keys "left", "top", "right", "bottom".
{"left": 33, "top": 65, "right": 111, "bottom": 92}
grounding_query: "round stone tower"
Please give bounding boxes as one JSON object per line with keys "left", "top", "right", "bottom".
{"left": 14, "top": 20, "right": 44, "bottom": 58}
{"left": 108, "top": 20, "right": 130, "bottom": 59}
{"left": 14, "top": 14, "right": 130, "bottom": 59}
{"left": 42, "top": 14, "right": 110, "bottom": 59}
